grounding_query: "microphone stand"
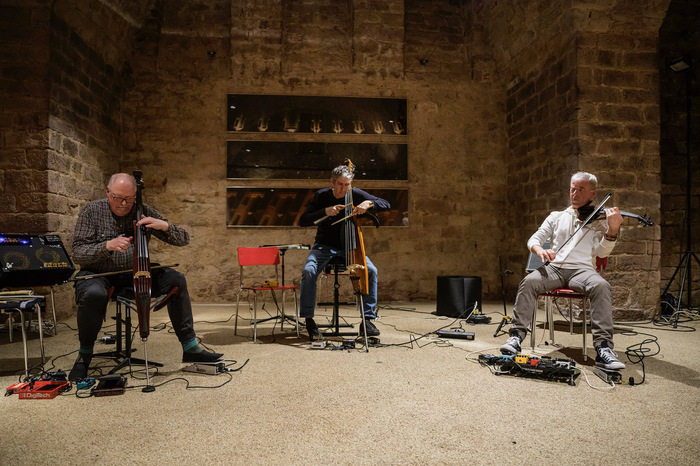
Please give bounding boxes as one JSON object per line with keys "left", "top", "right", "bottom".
{"left": 494, "top": 256, "right": 514, "bottom": 337}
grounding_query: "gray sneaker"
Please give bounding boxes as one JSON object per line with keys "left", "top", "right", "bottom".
{"left": 500, "top": 335, "right": 522, "bottom": 355}
{"left": 595, "top": 346, "right": 626, "bottom": 370}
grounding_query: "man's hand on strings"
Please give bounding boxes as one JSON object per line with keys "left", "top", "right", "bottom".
{"left": 136, "top": 215, "right": 169, "bottom": 231}
{"left": 352, "top": 200, "right": 373, "bottom": 216}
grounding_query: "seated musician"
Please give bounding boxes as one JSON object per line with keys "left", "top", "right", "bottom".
{"left": 299, "top": 164, "right": 390, "bottom": 340}
{"left": 68, "top": 173, "right": 222, "bottom": 381}
{"left": 500, "top": 171, "right": 625, "bottom": 370}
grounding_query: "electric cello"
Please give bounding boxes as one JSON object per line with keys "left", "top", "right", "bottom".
{"left": 132, "top": 170, "right": 156, "bottom": 392}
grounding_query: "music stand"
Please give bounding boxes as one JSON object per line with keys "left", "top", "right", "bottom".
{"left": 260, "top": 243, "right": 310, "bottom": 287}
{"left": 256, "top": 244, "right": 309, "bottom": 328}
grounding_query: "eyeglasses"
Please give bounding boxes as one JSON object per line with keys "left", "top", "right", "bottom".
{"left": 109, "top": 193, "right": 136, "bottom": 203}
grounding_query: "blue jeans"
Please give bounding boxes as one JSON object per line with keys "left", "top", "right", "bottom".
{"left": 299, "top": 244, "right": 378, "bottom": 319}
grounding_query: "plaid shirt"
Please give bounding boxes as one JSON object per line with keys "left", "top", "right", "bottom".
{"left": 72, "top": 198, "right": 189, "bottom": 273}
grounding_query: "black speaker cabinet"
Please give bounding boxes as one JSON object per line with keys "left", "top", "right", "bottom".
{"left": 0, "top": 234, "right": 75, "bottom": 287}
{"left": 436, "top": 275, "right": 482, "bottom": 318}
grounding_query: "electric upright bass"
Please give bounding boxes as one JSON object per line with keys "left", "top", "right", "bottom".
{"left": 132, "top": 170, "right": 156, "bottom": 392}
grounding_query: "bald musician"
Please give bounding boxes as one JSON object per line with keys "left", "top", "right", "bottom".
{"left": 68, "top": 173, "right": 222, "bottom": 381}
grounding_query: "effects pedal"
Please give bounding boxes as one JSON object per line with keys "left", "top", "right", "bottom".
{"left": 182, "top": 361, "right": 227, "bottom": 375}
{"left": 6, "top": 382, "right": 30, "bottom": 396}
{"left": 311, "top": 340, "right": 327, "bottom": 349}
{"left": 342, "top": 339, "right": 356, "bottom": 349}
{"left": 92, "top": 374, "right": 126, "bottom": 397}
{"left": 76, "top": 378, "right": 96, "bottom": 390}
{"left": 593, "top": 367, "right": 622, "bottom": 384}
{"left": 436, "top": 330, "right": 475, "bottom": 340}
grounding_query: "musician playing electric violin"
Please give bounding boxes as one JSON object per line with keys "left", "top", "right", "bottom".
{"left": 68, "top": 173, "right": 222, "bottom": 381}
{"left": 299, "top": 164, "right": 391, "bottom": 341}
{"left": 500, "top": 171, "right": 626, "bottom": 370}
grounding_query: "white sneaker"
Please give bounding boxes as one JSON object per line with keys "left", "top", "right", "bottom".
{"left": 500, "top": 335, "right": 522, "bottom": 355}
{"left": 595, "top": 346, "right": 626, "bottom": 370}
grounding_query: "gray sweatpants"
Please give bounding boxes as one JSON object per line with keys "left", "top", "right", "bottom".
{"left": 510, "top": 265, "right": 614, "bottom": 350}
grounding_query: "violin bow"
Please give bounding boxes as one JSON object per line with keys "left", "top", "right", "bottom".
{"left": 544, "top": 192, "right": 612, "bottom": 266}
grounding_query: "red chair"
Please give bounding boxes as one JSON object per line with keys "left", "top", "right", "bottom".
{"left": 234, "top": 247, "right": 299, "bottom": 342}
{"left": 532, "top": 257, "right": 608, "bottom": 361}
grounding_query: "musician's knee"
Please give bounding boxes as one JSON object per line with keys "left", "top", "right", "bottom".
{"left": 518, "top": 274, "right": 540, "bottom": 294}
{"left": 76, "top": 281, "right": 109, "bottom": 309}
{"left": 156, "top": 268, "right": 187, "bottom": 292}
{"left": 302, "top": 266, "right": 319, "bottom": 282}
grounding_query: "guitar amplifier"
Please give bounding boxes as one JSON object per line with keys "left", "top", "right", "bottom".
{"left": 0, "top": 234, "right": 75, "bottom": 287}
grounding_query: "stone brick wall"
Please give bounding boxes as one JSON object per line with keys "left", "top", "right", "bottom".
{"left": 115, "top": 0, "right": 507, "bottom": 307}
{"left": 473, "top": 0, "right": 581, "bottom": 294}
{"left": 4, "top": 0, "right": 691, "bottom": 322}
{"left": 474, "top": 0, "right": 668, "bottom": 317}
{"left": 574, "top": 0, "right": 668, "bottom": 317}
{"left": 0, "top": 1, "right": 51, "bottom": 234}
{"left": 659, "top": 0, "right": 700, "bottom": 307}
{"left": 1, "top": 1, "right": 132, "bottom": 312}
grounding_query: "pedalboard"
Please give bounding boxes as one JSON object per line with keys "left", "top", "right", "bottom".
{"left": 479, "top": 353, "right": 579, "bottom": 385}
{"left": 18, "top": 381, "right": 70, "bottom": 399}
{"left": 6, "top": 371, "right": 70, "bottom": 398}
{"left": 182, "top": 361, "right": 227, "bottom": 375}
{"left": 437, "top": 330, "right": 475, "bottom": 340}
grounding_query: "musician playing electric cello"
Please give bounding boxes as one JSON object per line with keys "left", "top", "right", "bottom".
{"left": 299, "top": 164, "right": 391, "bottom": 341}
{"left": 500, "top": 171, "right": 626, "bottom": 370}
{"left": 68, "top": 173, "right": 222, "bottom": 381}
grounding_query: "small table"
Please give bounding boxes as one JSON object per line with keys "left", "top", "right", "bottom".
{"left": 0, "top": 296, "right": 46, "bottom": 377}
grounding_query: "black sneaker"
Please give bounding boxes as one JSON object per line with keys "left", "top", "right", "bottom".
{"left": 306, "top": 318, "right": 322, "bottom": 341}
{"left": 182, "top": 349, "right": 223, "bottom": 363}
{"left": 360, "top": 319, "right": 380, "bottom": 336}
{"left": 68, "top": 354, "right": 91, "bottom": 382}
{"left": 595, "top": 346, "right": 625, "bottom": 370}
{"left": 500, "top": 335, "right": 522, "bottom": 355}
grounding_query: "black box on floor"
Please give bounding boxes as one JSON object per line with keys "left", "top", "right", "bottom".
{"left": 436, "top": 276, "right": 482, "bottom": 318}
{"left": 92, "top": 374, "right": 126, "bottom": 397}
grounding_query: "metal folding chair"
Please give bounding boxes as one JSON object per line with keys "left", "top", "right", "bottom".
{"left": 527, "top": 244, "right": 607, "bottom": 361}
{"left": 234, "top": 247, "right": 299, "bottom": 342}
